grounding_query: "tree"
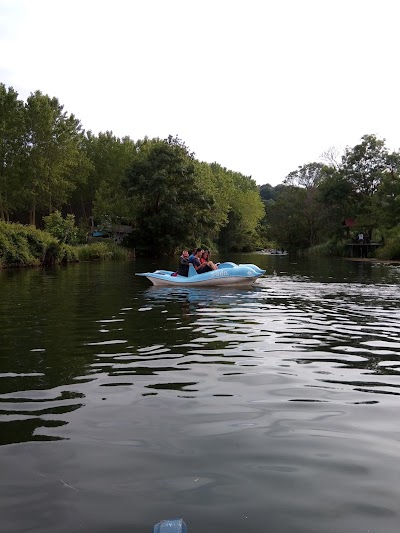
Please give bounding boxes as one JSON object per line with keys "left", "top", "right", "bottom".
{"left": 217, "top": 171, "right": 265, "bottom": 252}
{"left": 0, "top": 84, "right": 26, "bottom": 221}
{"left": 43, "top": 210, "right": 78, "bottom": 243}
{"left": 192, "top": 160, "right": 231, "bottom": 245}
{"left": 124, "top": 136, "right": 211, "bottom": 255}
{"left": 259, "top": 183, "right": 276, "bottom": 203}
{"left": 85, "top": 131, "right": 137, "bottom": 225}
{"left": 317, "top": 171, "right": 356, "bottom": 236}
{"left": 275, "top": 163, "right": 331, "bottom": 248}
{"left": 372, "top": 152, "right": 400, "bottom": 229}
{"left": 24, "top": 91, "right": 87, "bottom": 225}
{"left": 267, "top": 186, "right": 310, "bottom": 250}
{"left": 284, "top": 162, "right": 327, "bottom": 189}
{"left": 341, "top": 134, "right": 389, "bottom": 197}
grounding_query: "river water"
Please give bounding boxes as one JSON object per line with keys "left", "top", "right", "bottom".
{"left": 1, "top": 254, "right": 400, "bottom": 533}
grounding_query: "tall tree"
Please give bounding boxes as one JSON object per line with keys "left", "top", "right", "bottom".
{"left": 372, "top": 151, "right": 400, "bottom": 229}
{"left": 124, "top": 136, "right": 211, "bottom": 255}
{"left": 278, "top": 163, "right": 331, "bottom": 248}
{"left": 267, "top": 186, "right": 311, "bottom": 250}
{"left": 84, "top": 131, "right": 137, "bottom": 225}
{"left": 341, "top": 134, "right": 389, "bottom": 197}
{"left": 317, "top": 171, "right": 356, "bottom": 236}
{"left": 24, "top": 91, "right": 86, "bottom": 225}
{"left": 218, "top": 171, "right": 265, "bottom": 252}
{"left": 0, "top": 84, "right": 26, "bottom": 221}
{"left": 284, "top": 162, "right": 327, "bottom": 189}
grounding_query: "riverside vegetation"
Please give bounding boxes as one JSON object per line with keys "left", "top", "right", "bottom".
{"left": 1, "top": 82, "right": 400, "bottom": 267}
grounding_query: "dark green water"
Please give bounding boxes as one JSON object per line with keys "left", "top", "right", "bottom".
{"left": 1, "top": 254, "right": 400, "bottom": 532}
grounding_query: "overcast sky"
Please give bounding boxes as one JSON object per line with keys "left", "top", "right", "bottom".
{"left": 1, "top": 0, "right": 399, "bottom": 185}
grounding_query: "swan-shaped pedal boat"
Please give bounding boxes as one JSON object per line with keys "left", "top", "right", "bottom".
{"left": 136, "top": 262, "right": 266, "bottom": 287}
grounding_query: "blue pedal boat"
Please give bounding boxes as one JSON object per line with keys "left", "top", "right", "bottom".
{"left": 136, "top": 262, "right": 266, "bottom": 287}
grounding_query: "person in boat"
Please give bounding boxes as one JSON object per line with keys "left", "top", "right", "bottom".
{"left": 189, "top": 248, "right": 217, "bottom": 274}
{"left": 200, "top": 250, "right": 209, "bottom": 264}
{"left": 177, "top": 249, "right": 190, "bottom": 277}
{"left": 200, "top": 249, "right": 218, "bottom": 269}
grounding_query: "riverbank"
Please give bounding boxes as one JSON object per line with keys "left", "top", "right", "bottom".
{"left": 0, "top": 221, "right": 130, "bottom": 268}
{"left": 346, "top": 257, "right": 400, "bottom": 265}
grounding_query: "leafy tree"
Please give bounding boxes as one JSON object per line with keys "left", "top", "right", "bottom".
{"left": 259, "top": 183, "right": 276, "bottom": 203}
{"left": 124, "top": 136, "right": 211, "bottom": 255}
{"left": 267, "top": 186, "right": 310, "bottom": 250}
{"left": 0, "top": 84, "right": 26, "bottom": 221}
{"left": 86, "top": 132, "right": 137, "bottom": 224}
{"left": 218, "top": 172, "right": 265, "bottom": 251}
{"left": 317, "top": 170, "right": 357, "bottom": 237}
{"left": 373, "top": 152, "right": 400, "bottom": 229}
{"left": 43, "top": 210, "right": 78, "bottom": 243}
{"left": 341, "top": 134, "right": 389, "bottom": 197}
{"left": 269, "top": 163, "right": 332, "bottom": 249}
{"left": 191, "top": 160, "right": 230, "bottom": 246}
{"left": 24, "top": 91, "right": 87, "bottom": 225}
{"left": 284, "top": 162, "right": 327, "bottom": 189}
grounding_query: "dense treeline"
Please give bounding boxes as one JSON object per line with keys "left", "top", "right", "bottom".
{"left": 2, "top": 82, "right": 400, "bottom": 261}
{"left": 0, "top": 83, "right": 264, "bottom": 255}
{"left": 260, "top": 135, "right": 400, "bottom": 259}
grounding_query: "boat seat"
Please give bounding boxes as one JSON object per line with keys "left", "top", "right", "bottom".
{"left": 188, "top": 264, "right": 197, "bottom": 277}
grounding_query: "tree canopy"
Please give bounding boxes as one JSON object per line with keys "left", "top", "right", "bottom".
{"left": 0, "top": 85, "right": 266, "bottom": 255}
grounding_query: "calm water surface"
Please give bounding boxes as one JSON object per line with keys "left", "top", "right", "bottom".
{"left": 1, "top": 254, "right": 400, "bottom": 533}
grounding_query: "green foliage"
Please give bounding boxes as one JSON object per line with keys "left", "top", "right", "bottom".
{"left": 217, "top": 171, "right": 265, "bottom": 252}
{"left": 374, "top": 227, "right": 400, "bottom": 260}
{"left": 341, "top": 134, "right": 389, "bottom": 197}
{"left": 375, "top": 239, "right": 400, "bottom": 260}
{"left": 5, "top": 80, "right": 400, "bottom": 262}
{"left": 373, "top": 171, "right": 400, "bottom": 228}
{"left": 124, "top": 136, "right": 210, "bottom": 255}
{"left": 24, "top": 90, "right": 89, "bottom": 225}
{"left": 284, "top": 162, "right": 327, "bottom": 189}
{"left": 43, "top": 211, "right": 79, "bottom": 243}
{"left": 60, "top": 243, "right": 79, "bottom": 262}
{"left": 0, "top": 84, "right": 26, "bottom": 221}
{"left": 76, "top": 242, "right": 129, "bottom": 261}
{"left": 307, "top": 239, "right": 348, "bottom": 257}
{"left": 0, "top": 222, "right": 129, "bottom": 268}
{"left": 259, "top": 183, "right": 276, "bottom": 203}
{"left": 0, "top": 221, "right": 58, "bottom": 266}
{"left": 87, "top": 132, "right": 137, "bottom": 224}
{"left": 266, "top": 184, "right": 328, "bottom": 251}
{"left": 317, "top": 172, "right": 356, "bottom": 232}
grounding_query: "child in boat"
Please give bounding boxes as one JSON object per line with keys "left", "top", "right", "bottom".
{"left": 177, "top": 249, "right": 190, "bottom": 276}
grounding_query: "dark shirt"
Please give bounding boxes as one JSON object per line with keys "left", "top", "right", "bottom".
{"left": 178, "top": 256, "right": 189, "bottom": 277}
{"left": 188, "top": 254, "right": 211, "bottom": 274}
{"left": 188, "top": 254, "right": 200, "bottom": 267}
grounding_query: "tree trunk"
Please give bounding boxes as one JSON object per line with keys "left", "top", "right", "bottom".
{"left": 30, "top": 199, "right": 36, "bottom": 226}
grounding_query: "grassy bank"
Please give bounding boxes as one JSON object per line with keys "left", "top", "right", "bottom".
{"left": 0, "top": 222, "right": 130, "bottom": 268}
{"left": 307, "top": 239, "right": 348, "bottom": 257}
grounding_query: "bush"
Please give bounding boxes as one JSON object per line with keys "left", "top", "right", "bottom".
{"left": 375, "top": 239, "right": 400, "bottom": 260}
{"left": 0, "top": 221, "right": 59, "bottom": 267}
{"left": 43, "top": 211, "right": 79, "bottom": 244}
{"left": 307, "top": 239, "right": 348, "bottom": 257}
{"left": 75, "top": 242, "right": 130, "bottom": 261}
{"left": 60, "top": 244, "right": 80, "bottom": 263}
{"left": 0, "top": 222, "right": 130, "bottom": 268}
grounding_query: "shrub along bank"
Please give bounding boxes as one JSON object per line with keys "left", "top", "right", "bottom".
{"left": 0, "top": 222, "right": 129, "bottom": 268}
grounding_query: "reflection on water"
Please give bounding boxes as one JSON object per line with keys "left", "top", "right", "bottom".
{"left": 1, "top": 257, "right": 400, "bottom": 532}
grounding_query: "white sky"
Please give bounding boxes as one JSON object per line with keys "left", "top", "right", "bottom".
{"left": 0, "top": 0, "right": 399, "bottom": 185}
